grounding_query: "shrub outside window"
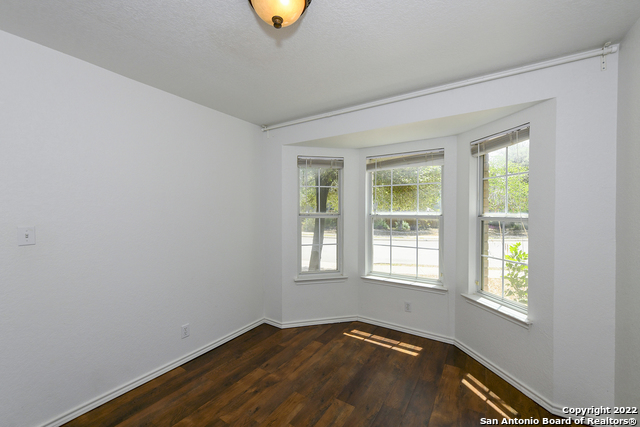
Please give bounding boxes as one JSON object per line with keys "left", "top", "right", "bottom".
{"left": 298, "top": 157, "right": 343, "bottom": 276}
{"left": 472, "top": 125, "right": 529, "bottom": 308}
{"left": 366, "top": 149, "right": 444, "bottom": 284}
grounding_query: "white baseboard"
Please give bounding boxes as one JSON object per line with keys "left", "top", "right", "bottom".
{"left": 41, "top": 318, "right": 265, "bottom": 427}
{"left": 43, "top": 315, "right": 566, "bottom": 426}
{"left": 266, "top": 315, "right": 454, "bottom": 346}
{"left": 357, "top": 316, "right": 455, "bottom": 345}
{"left": 265, "top": 315, "right": 358, "bottom": 329}
{"left": 453, "top": 339, "right": 565, "bottom": 417}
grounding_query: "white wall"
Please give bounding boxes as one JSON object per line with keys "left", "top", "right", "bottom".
{"left": 261, "top": 140, "right": 283, "bottom": 323}
{"left": 265, "top": 54, "right": 619, "bottom": 414}
{"left": 0, "top": 30, "right": 263, "bottom": 427}
{"left": 456, "top": 100, "right": 557, "bottom": 406}
{"left": 615, "top": 16, "right": 640, "bottom": 417}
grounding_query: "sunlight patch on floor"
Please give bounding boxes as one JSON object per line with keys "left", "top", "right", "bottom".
{"left": 344, "top": 330, "right": 423, "bottom": 356}
{"left": 461, "top": 373, "right": 519, "bottom": 419}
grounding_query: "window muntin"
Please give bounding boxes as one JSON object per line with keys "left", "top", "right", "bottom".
{"left": 473, "top": 126, "right": 529, "bottom": 308}
{"left": 367, "top": 150, "right": 443, "bottom": 284}
{"left": 298, "top": 157, "right": 342, "bottom": 275}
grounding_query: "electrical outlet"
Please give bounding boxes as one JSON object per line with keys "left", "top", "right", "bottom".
{"left": 404, "top": 302, "right": 412, "bottom": 313}
{"left": 181, "top": 323, "right": 190, "bottom": 339}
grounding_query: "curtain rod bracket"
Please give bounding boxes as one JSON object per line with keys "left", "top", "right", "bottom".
{"left": 601, "top": 42, "right": 613, "bottom": 71}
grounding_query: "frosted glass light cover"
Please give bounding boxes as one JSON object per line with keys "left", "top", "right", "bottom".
{"left": 250, "top": 0, "right": 307, "bottom": 28}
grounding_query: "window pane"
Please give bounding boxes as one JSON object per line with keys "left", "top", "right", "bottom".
{"left": 375, "top": 169, "right": 391, "bottom": 186}
{"left": 391, "top": 219, "right": 416, "bottom": 247}
{"left": 483, "top": 177, "right": 506, "bottom": 214}
{"left": 301, "top": 218, "right": 316, "bottom": 244}
{"left": 300, "top": 218, "right": 338, "bottom": 272}
{"left": 319, "top": 168, "right": 339, "bottom": 187}
{"left": 301, "top": 244, "right": 337, "bottom": 272}
{"left": 300, "top": 167, "right": 340, "bottom": 214}
{"left": 325, "top": 186, "right": 339, "bottom": 213}
{"left": 301, "top": 245, "right": 313, "bottom": 271}
{"left": 507, "top": 174, "right": 528, "bottom": 215}
{"left": 373, "top": 186, "right": 391, "bottom": 213}
{"left": 391, "top": 246, "right": 416, "bottom": 277}
{"left": 481, "top": 256, "right": 503, "bottom": 297}
{"left": 318, "top": 244, "right": 338, "bottom": 271}
{"left": 392, "top": 185, "right": 417, "bottom": 212}
{"left": 373, "top": 218, "right": 391, "bottom": 244}
{"left": 504, "top": 261, "right": 528, "bottom": 305}
{"left": 300, "top": 218, "right": 338, "bottom": 242}
{"left": 393, "top": 167, "right": 417, "bottom": 184}
{"left": 300, "top": 187, "right": 317, "bottom": 213}
{"left": 418, "top": 183, "right": 441, "bottom": 213}
{"left": 418, "top": 165, "right": 441, "bottom": 183}
{"left": 503, "top": 221, "right": 528, "bottom": 265}
{"left": 508, "top": 140, "right": 529, "bottom": 174}
{"left": 372, "top": 245, "right": 390, "bottom": 274}
{"left": 418, "top": 248, "right": 439, "bottom": 280}
{"left": 481, "top": 220, "right": 503, "bottom": 258}
{"left": 300, "top": 168, "right": 319, "bottom": 186}
{"left": 322, "top": 218, "right": 338, "bottom": 242}
{"left": 484, "top": 147, "right": 506, "bottom": 178}
{"left": 418, "top": 219, "right": 439, "bottom": 250}
{"left": 305, "top": 187, "right": 338, "bottom": 213}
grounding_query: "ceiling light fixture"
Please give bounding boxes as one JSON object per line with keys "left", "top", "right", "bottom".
{"left": 248, "top": 0, "right": 311, "bottom": 29}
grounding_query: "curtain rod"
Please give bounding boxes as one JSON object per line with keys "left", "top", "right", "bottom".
{"left": 262, "top": 44, "right": 618, "bottom": 132}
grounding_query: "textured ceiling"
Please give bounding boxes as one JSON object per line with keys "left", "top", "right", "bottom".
{"left": 1, "top": 1, "right": 639, "bottom": 126}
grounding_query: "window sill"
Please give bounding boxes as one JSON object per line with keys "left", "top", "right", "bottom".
{"left": 294, "top": 274, "right": 348, "bottom": 285}
{"left": 361, "top": 275, "right": 447, "bottom": 294}
{"left": 461, "top": 293, "right": 532, "bottom": 329}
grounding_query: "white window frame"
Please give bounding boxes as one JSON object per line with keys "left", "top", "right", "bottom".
{"left": 365, "top": 149, "right": 444, "bottom": 286}
{"left": 473, "top": 124, "right": 530, "bottom": 313}
{"left": 297, "top": 156, "right": 344, "bottom": 279}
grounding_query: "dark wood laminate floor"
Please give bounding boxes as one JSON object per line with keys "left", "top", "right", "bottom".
{"left": 64, "top": 322, "right": 576, "bottom": 426}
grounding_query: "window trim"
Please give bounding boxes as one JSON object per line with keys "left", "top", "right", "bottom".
{"left": 365, "top": 149, "right": 445, "bottom": 286}
{"left": 461, "top": 293, "right": 531, "bottom": 328}
{"left": 297, "top": 157, "right": 344, "bottom": 279}
{"left": 361, "top": 274, "right": 447, "bottom": 294}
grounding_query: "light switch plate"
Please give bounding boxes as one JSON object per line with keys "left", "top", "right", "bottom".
{"left": 18, "top": 227, "right": 35, "bottom": 246}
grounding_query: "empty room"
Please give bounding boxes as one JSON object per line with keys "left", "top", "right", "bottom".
{"left": 1, "top": 1, "right": 640, "bottom": 426}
